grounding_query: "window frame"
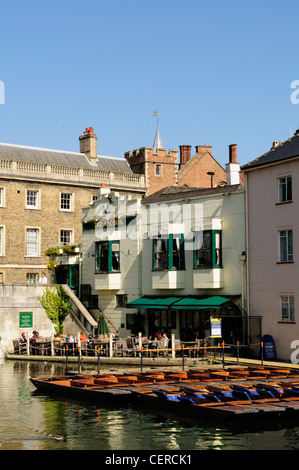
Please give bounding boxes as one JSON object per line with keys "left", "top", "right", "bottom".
{"left": 60, "top": 229, "right": 73, "bottom": 245}
{"left": 280, "top": 295, "right": 295, "bottom": 322}
{"left": 26, "top": 227, "right": 40, "bottom": 257}
{"left": 26, "top": 273, "right": 39, "bottom": 284}
{"left": 278, "top": 176, "right": 292, "bottom": 203}
{"left": 26, "top": 189, "right": 39, "bottom": 209}
{"left": 152, "top": 234, "right": 185, "bottom": 271}
{"left": 0, "top": 225, "right": 4, "bottom": 256}
{"left": 193, "top": 230, "right": 222, "bottom": 268}
{"left": 0, "top": 187, "right": 4, "bottom": 207}
{"left": 279, "top": 229, "right": 293, "bottom": 263}
{"left": 60, "top": 192, "right": 73, "bottom": 212}
{"left": 95, "top": 240, "right": 120, "bottom": 273}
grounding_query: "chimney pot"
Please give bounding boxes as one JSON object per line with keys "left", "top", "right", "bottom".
{"left": 79, "top": 128, "right": 98, "bottom": 164}
{"left": 179, "top": 145, "right": 192, "bottom": 167}
{"left": 229, "top": 144, "right": 238, "bottom": 163}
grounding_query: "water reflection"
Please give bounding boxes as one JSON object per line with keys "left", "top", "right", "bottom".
{"left": 1, "top": 359, "right": 299, "bottom": 450}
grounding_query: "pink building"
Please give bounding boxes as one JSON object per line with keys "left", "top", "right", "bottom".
{"left": 242, "top": 132, "right": 299, "bottom": 361}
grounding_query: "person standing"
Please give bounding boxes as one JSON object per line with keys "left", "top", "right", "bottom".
{"left": 39, "top": 273, "right": 47, "bottom": 284}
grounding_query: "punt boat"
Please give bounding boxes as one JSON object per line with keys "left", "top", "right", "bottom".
{"left": 30, "top": 366, "right": 299, "bottom": 420}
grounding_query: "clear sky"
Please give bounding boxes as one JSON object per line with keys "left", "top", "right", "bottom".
{"left": 1, "top": 0, "right": 299, "bottom": 168}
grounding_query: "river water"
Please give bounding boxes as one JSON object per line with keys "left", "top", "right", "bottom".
{"left": 1, "top": 359, "right": 299, "bottom": 452}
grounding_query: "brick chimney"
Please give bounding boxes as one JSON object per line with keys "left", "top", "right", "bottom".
{"left": 179, "top": 145, "right": 191, "bottom": 167}
{"left": 226, "top": 144, "right": 240, "bottom": 185}
{"left": 79, "top": 127, "right": 97, "bottom": 164}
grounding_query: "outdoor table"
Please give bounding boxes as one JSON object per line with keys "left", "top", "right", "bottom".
{"left": 33, "top": 339, "right": 51, "bottom": 356}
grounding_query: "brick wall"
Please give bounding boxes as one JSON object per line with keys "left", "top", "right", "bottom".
{"left": 0, "top": 179, "right": 98, "bottom": 284}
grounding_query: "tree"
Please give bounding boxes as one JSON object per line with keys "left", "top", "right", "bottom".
{"left": 39, "top": 285, "right": 71, "bottom": 334}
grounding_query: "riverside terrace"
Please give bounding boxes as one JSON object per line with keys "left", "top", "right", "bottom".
{"left": 6, "top": 332, "right": 281, "bottom": 371}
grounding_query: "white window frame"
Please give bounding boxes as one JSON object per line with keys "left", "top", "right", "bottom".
{"left": 26, "top": 189, "right": 40, "bottom": 209}
{"left": 0, "top": 225, "right": 4, "bottom": 256}
{"left": 60, "top": 229, "right": 73, "bottom": 245}
{"left": 26, "top": 273, "right": 39, "bottom": 284}
{"left": 278, "top": 176, "right": 292, "bottom": 203}
{"left": 279, "top": 229, "right": 293, "bottom": 262}
{"left": 26, "top": 227, "right": 40, "bottom": 257}
{"left": 280, "top": 295, "right": 295, "bottom": 322}
{"left": 0, "top": 187, "right": 5, "bottom": 207}
{"left": 60, "top": 192, "right": 73, "bottom": 212}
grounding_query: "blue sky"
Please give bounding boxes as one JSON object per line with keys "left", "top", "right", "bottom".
{"left": 1, "top": 0, "right": 299, "bottom": 168}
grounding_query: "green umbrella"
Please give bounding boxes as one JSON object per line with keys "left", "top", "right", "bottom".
{"left": 97, "top": 312, "right": 110, "bottom": 335}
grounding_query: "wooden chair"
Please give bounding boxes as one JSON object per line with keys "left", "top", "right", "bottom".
{"left": 13, "top": 340, "right": 27, "bottom": 355}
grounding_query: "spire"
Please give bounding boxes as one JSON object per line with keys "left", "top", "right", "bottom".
{"left": 152, "top": 111, "right": 163, "bottom": 153}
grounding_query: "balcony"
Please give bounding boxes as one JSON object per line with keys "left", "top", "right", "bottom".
{"left": 94, "top": 272, "right": 121, "bottom": 290}
{"left": 193, "top": 268, "right": 223, "bottom": 289}
{"left": 152, "top": 270, "right": 185, "bottom": 290}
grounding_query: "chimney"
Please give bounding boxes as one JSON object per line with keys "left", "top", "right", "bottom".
{"left": 226, "top": 144, "right": 240, "bottom": 185}
{"left": 79, "top": 127, "right": 97, "bottom": 164}
{"left": 179, "top": 145, "right": 191, "bottom": 167}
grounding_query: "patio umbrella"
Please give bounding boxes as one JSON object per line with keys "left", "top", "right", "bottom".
{"left": 96, "top": 312, "right": 110, "bottom": 335}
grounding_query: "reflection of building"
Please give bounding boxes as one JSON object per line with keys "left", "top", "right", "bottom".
{"left": 242, "top": 133, "right": 299, "bottom": 361}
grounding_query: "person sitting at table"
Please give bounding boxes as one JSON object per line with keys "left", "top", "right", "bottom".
{"left": 149, "top": 332, "right": 162, "bottom": 349}
{"left": 54, "top": 333, "right": 63, "bottom": 342}
{"left": 80, "top": 331, "right": 88, "bottom": 341}
{"left": 30, "top": 331, "right": 39, "bottom": 344}
{"left": 66, "top": 333, "right": 74, "bottom": 343}
{"left": 19, "top": 332, "right": 27, "bottom": 343}
{"left": 161, "top": 332, "right": 169, "bottom": 348}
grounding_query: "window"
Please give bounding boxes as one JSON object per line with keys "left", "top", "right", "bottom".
{"left": 60, "top": 193, "right": 72, "bottom": 211}
{"left": 0, "top": 226, "right": 3, "bottom": 255}
{"left": 0, "top": 188, "right": 4, "bottom": 206}
{"left": 153, "top": 234, "right": 185, "bottom": 270}
{"left": 278, "top": 176, "right": 292, "bottom": 203}
{"left": 155, "top": 164, "right": 161, "bottom": 176}
{"left": 0, "top": 273, "right": 3, "bottom": 283}
{"left": 279, "top": 230, "right": 293, "bottom": 262}
{"left": 26, "top": 190, "right": 39, "bottom": 209}
{"left": 95, "top": 240, "right": 120, "bottom": 272}
{"left": 280, "top": 296, "right": 294, "bottom": 322}
{"left": 26, "top": 273, "right": 38, "bottom": 284}
{"left": 116, "top": 294, "right": 128, "bottom": 307}
{"left": 60, "top": 230, "right": 72, "bottom": 245}
{"left": 26, "top": 228, "right": 39, "bottom": 256}
{"left": 194, "top": 230, "right": 222, "bottom": 268}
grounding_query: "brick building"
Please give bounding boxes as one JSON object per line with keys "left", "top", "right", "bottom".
{"left": 125, "top": 124, "right": 231, "bottom": 195}
{"left": 0, "top": 128, "right": 145, "bottom": 285}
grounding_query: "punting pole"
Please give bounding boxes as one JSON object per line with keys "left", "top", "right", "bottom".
{"left": 236, "top": 340, "right": 239, "bottom": 365}
{"left": 261, "top": 341, "right": 264, "bottom": 366}
{"left": 222, "top": 341, "right": 225, "bottom": 369}
{"left": 182, "top": 344, "right": 185, "bottom": 370}
{"left": 65, "top": 344, "right": 69, "bottom": 373}
{"left": 140, "top": 346, "right": 143, "bottom": 373}
{"left": 97, "top": 347, "right": 101, "bottom": 373}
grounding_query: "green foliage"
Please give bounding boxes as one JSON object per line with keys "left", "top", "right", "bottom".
{"left": 39, "top": 286, "right": 71, "bottom": 334}
{"left": 44, "top": 244, "right": 79, "bottom": 256}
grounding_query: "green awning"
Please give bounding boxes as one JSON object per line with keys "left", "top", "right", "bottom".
{"left": 126, "top": 296, "right": 232, "bottom": 310}
{"left": 126, "top": 297, "right": 183, "bottom": 310}
{"left": 173, "top": 296, "right": 232, "bottom": 310}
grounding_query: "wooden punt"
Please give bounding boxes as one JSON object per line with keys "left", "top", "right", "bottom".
{"left": 30, "top": 367, "right": 299, "bottom": 420}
